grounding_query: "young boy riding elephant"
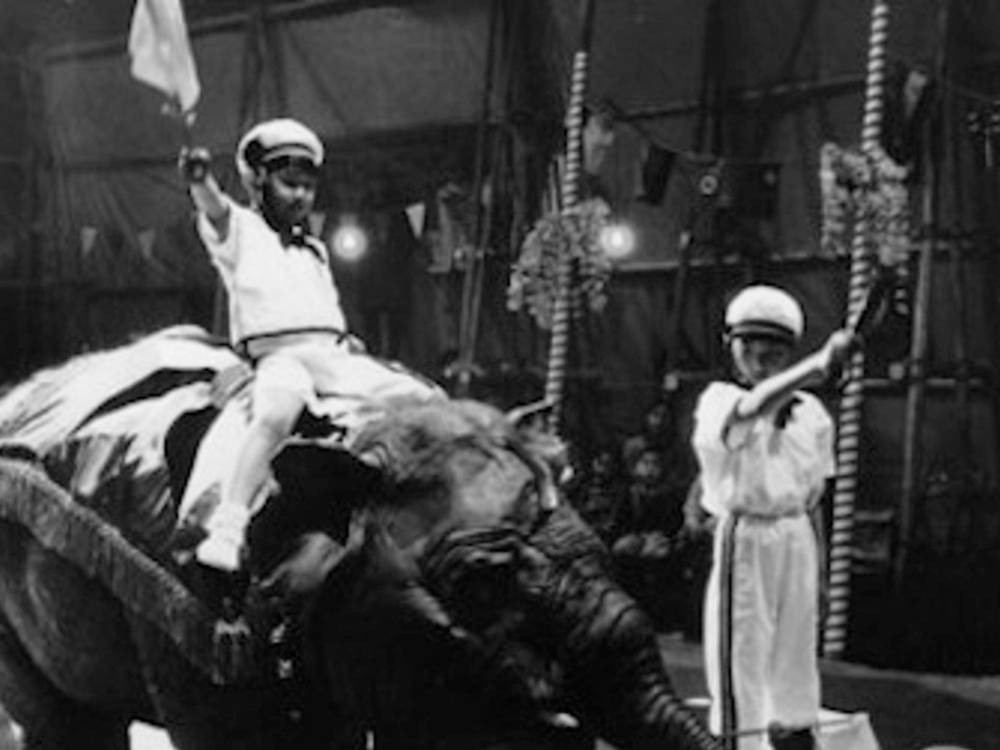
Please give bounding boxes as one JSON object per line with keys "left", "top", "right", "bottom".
{"left": 179, "top": 118, "right": 440, "bottom": 571}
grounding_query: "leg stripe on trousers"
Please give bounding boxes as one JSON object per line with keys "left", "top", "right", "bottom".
{"left": 719, "top": 514, "right": 740, "bottom": 750}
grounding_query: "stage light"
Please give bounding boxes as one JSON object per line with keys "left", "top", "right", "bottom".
{"left": 331, "top": 216, "right": 368, "bottom": 261}
{"left": 599, "top": 221, "right": 636, "bottom": 259}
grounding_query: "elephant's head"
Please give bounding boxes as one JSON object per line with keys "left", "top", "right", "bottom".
{"left": 286, "top": 398, "right": 719, "bottom": 750}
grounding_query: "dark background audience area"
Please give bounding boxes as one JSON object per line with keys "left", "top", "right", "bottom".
{"left": 564, "top": 398, "right": 712, "bottom": 639}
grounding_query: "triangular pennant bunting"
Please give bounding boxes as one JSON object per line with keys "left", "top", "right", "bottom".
{"left": 637, "top": 143, "right": 676, "bottom": 205}
{"left": 137, "top": 228, "right": 157, "bottom": 261}
{"left": 81, "top": 226, "right": 98, "bottom": 258}
{"left": 405, "top": 202, "right": 426, "bottom": 238}
{"left": 308, "top": 211, "right": 326, "bottom": 238}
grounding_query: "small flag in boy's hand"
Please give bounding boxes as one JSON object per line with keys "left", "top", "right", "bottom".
{"left": 128, "top": 0, "right": 201, "bottom": 115}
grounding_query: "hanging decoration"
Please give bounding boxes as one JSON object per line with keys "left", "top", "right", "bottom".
{"left": 819, "top": 142, "right": 910, "bottom": 267}
{"left": 307, "top": 211, "right": 327, "bottom": 239}
{"left": 435, "top": 182, "right": 476, "bottom": 272}
{"left": 80, "top": 226, "right": 99, "bottom": 258}
{"left": 137, "top": 228, "right": 157, "bottom": 262}
{"left": 637, "top": 143, "right": 676, "bottom": 205}
{"left": 965, "top": 101, "right": 1000, "bottom": 170}
{"left": 405, "top": 203, "right": 426, "bottom": 239}
{"left": 507, "top": 198, "right": 612, "bottom": 330}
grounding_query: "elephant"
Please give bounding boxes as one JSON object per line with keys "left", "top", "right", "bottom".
{"left": 0, "top": 327, "right": 721, "bottom": 750}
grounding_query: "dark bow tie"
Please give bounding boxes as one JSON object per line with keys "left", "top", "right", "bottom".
{"left": 280, "top": 226, "right": 326, "bottom": 263}
{"left": 774, "top": 395, "right": 802, "bottom": 429}
{"left": 282, "top": 225, "right": 310, "bottom": 248}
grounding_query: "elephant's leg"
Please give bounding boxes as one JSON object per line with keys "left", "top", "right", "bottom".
{"left": 0, "top": 612, "right": 129, "bottom": 750}
{"left": 125, "top": 617, "right": 236, "bottom": 750}
{"left": 126, "top": 614, "right": 322, "bottom": 750}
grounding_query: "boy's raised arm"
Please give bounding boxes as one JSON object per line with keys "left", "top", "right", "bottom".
{"left": 732, "top": 329, "right": 854, "bottom": 422}
{"left": 179, "top": 146, "right": 230, "bottom": 238}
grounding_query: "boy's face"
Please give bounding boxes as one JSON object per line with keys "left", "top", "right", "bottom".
{"left": 731, "top": 334, "right": 793, "bottom": 385}
{"left": 259, "top": 158, "right": 319, "bottom": 230}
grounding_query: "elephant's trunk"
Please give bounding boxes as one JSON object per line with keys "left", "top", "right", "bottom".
{"left": 521, "top": 506, "right": 721, "bottom": 750}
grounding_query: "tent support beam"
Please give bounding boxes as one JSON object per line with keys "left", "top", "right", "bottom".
{"left": 455, "top": 0, "right": 504, "bottom": 397}
{"left": 44, "top": 0, "right": 426, "bottom": 63}
{"left": 896, "top": 0, "right": 953, "bottom": 590}
{"left": 624, "top": 73, "right": 866, "bottom": 124}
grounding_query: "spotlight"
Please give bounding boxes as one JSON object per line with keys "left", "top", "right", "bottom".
{"left": 599, "top": 221, "right": 636, "bottom": 259}
{"left": 331, "top": 216, "right": 368, "bottom": 261}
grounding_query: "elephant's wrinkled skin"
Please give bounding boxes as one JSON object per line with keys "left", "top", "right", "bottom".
{"left": 0, "top": 330, "right": 720, "bottom": 750}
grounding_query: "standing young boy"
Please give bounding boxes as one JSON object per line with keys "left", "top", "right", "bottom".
{"left": 691, "top": 285, "right": 852, "bottom": 750}
{"left": 180, "top": 118, "right": 440, "bottom": 571}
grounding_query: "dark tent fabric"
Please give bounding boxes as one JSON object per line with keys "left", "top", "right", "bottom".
{"left": 5, "top": 0, "right": 997, "bottom": 385}
{"left": 20, "top": 0, "right": 564, "bottom": 366}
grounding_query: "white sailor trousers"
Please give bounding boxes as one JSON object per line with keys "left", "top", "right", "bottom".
{"left": 703, "top": 513, "right": 820, "bottom": 749}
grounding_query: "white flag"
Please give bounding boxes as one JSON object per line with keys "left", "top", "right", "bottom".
{"left": 128, "top": 0, "right": 201, "bottom": 113}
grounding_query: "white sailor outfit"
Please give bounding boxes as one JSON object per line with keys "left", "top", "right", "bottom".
{"left": 198, "top": 197, "right": 439, "bottom": 409}
{"left": 693, "top": 380, "right": 834, "bottom": 749}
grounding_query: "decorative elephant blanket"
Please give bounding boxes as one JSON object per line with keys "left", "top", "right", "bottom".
{"left": 0, "top": 327, "right": 235, "bottom": 556}
{"left": 0, "top": 326, "right": 429, "bottom": 682}
{"left": 0, "top": 325, "right": 416, "bottom": 559}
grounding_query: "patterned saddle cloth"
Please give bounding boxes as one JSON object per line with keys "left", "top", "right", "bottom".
{"left": 0, "top": 325, "right": 432, "bottom": 567}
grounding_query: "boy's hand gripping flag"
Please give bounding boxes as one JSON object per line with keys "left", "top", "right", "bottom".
{"left": 128, "top": 0, "right": 201, "bottom": 116}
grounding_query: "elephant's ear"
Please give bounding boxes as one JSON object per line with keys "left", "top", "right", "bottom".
{"left": 505, "top": 399, "right": 568, "bottom": 465}
{"left": 504, "top": 398, "right": 556, "bottom": 432}
{"left": 260, "top": 521, "right": 366, "bottom": 597}
{"left": 505, "top": 399, "right": 568, "bottom": 511}
{"left": 353, "top": 439, "right": 393, "bottom": 473}
{"left": 349, "top": 403, "right": 428, "bottom": 477}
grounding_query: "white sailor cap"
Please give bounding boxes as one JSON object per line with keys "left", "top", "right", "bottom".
{"left": 236, "top": 118, "right": 324, "bottom": 182}
{"left": 725, "top": 285, "right": 804, "bottom": 342}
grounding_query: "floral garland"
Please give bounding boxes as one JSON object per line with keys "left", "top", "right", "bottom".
{"left": 819, "top": 142, "right": 910, "bottom": 267}
{"left": 507, "top": 198, "right": 613, "bottom": 330}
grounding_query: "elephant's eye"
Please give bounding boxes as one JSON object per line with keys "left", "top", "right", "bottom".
{"left": 517, "top": 479, "right": 540, "bottom": 508}
{"left": 515, "top": 476, "right": 556, "bottom": 522}
{"left": 425, "top": 535, "right": 522, "bottom": 630}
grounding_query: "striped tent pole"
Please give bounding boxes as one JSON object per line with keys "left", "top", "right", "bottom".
{"left": 822, "top": 0, "right": 891, "bottom": 659}
{"left": 544, "top": 0, "right": 596, "bottom": 433}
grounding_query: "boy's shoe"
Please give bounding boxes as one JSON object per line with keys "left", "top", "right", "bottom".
{"left": 769, "top": 726, "right": 815, "bottom": 750}
{"left": 196, "top": 503, "right": 251, "bottom": 572}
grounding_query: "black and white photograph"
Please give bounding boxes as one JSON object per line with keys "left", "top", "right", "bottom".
{"left": 0, "top": 1, "right": 998, "bottom": 748}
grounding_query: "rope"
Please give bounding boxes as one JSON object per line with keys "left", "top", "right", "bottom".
{"left": 544, "top": 0, "right": 595, "bottom": 433}
{"left": 682, "top": 698, "right": 875, "bottom": 742}
{"left": 822, "top": 0, "right": 890, "bottom": 659}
